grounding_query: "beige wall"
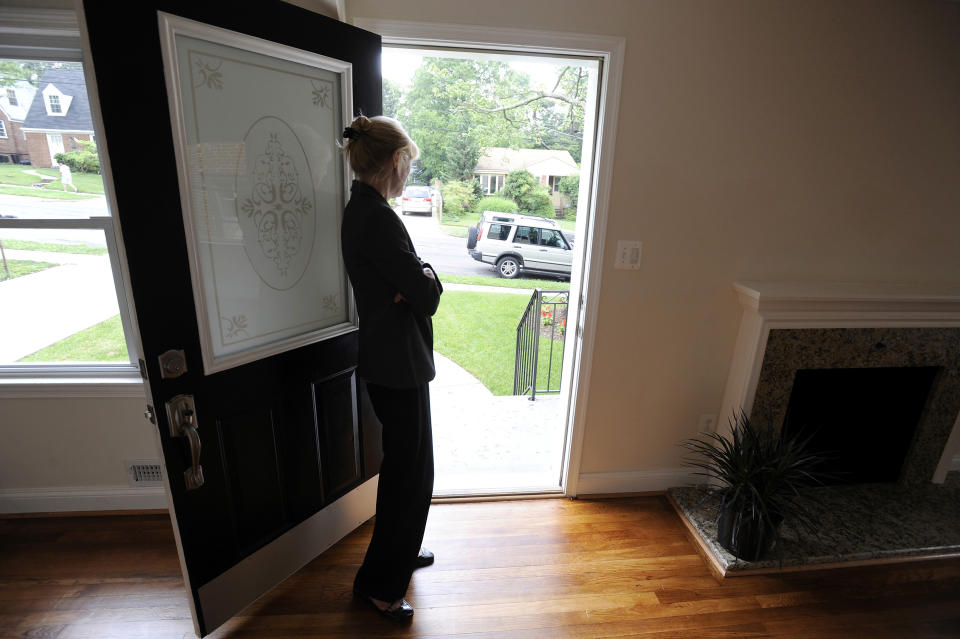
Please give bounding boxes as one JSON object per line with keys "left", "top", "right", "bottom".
{"left": 348, "top": 0, "right": 960, "bottom": 478}
{"left": 2, "top": 0, "right": 959, "bottom": 506}
{"left": 0, "top": 396, "right": 154, "bottom": 488}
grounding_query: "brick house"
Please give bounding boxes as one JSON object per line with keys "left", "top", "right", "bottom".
{"left": 21, "top": 68, "right": 94, "bottom": 168}
{"left": 0, "top": 80, "right": 37, "bottom": 164}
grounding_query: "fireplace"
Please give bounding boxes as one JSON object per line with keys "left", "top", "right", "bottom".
{"left": 718, "top": 282, "right": 960, "bottom": 486}
{"left": 667, "top": 282, "right": 960, "bottom": 576}
{"left": 781, "top": 366, "right": 940, "bottom": 485}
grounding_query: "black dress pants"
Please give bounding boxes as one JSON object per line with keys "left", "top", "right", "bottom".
{"left": 355, "top": 382, "right": 434, "bottom": 602}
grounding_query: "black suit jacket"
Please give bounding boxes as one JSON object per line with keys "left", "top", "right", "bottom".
{"left": 341, "top": 180, "right": 443, "bottom": 388}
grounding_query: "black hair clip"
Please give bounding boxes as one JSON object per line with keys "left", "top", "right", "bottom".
{"left": 343, "top": 126, "right": 360, "bottom": 139}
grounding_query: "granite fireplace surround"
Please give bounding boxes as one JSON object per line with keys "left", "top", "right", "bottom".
{"left": 668, "top": 282, "right": 960, "bottom": 577}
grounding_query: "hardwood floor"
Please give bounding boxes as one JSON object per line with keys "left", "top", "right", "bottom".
{"left": 1, "top": 496, "right": 958, "bottom": 638}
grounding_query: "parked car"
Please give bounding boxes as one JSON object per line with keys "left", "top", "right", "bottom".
{"left": 466, "top": 211, "right": 573, "bottom": 279}
{"left": 400, "top": 185, "right": 433, "bottom": 215}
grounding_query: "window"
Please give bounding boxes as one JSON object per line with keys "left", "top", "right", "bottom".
{"left": 514, "top": 226, "right": 540, "bottom": 244}
{"left": 478, "top": 174, "right": 504, "bottom": 194}
{"left": 487, "top": 223, "right": 511, "bottom": 241}
{"left": 0, "top": 57, "right": 138, "bottom": 384}
{"left": 540, "top": 228, "right": 566, "bottom": 248}
{"left": 0, "top": 120, "right": 6, "bottom": 138}
{"left": 548, "top": 175, "right": 562, "bottom": 193}
{"left": 5, "top": 88, "right": 17, "bottom": 106}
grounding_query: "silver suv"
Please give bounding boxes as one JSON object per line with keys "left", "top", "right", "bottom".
{"left": 467, "top": 212, "right": 574, "bottom": 279}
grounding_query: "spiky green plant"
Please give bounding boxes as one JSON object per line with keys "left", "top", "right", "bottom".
{"left": 681, "top": 410, "right": 829, "bottom": 562}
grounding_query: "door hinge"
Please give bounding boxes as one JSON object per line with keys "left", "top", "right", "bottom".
{"left": 138, "top": 358, "right": 148, "bottom": 379}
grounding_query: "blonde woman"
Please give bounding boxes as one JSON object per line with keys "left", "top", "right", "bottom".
{"left": 340, "top": 115, "right": 442, "bottom": 620}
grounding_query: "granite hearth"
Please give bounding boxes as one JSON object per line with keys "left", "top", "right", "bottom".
{"left": 670, "top": 282, "right": 960, "bottom": 576}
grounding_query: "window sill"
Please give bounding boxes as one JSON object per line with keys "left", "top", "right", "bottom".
{"left": 0, "top": 376, "right": 145, "bottom": 399}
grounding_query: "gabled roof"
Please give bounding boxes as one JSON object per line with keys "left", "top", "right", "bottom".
{"left": 474, "top": 147, "right": 578, "bottom": 177}
{"left": 22, "top": 68, "right": 93, "bottom": 133}
{"left": 0, "top": 81, "right": 37, "bottom": 122}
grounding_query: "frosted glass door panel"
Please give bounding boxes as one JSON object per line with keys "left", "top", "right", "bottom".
{"left": 160, "top": 15, "right": 355, "bottom": 373}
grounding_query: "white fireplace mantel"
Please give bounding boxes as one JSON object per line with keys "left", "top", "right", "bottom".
{"left": 718, "top": 281, "right": 960, "bottom": 483}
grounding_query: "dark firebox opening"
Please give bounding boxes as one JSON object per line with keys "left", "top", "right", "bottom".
{"left": 781, "top": 366, "right": 940, "bottom": 485}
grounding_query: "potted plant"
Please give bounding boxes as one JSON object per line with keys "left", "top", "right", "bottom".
{"left": 681, "top": 411, "right": 828, "bottom": 562}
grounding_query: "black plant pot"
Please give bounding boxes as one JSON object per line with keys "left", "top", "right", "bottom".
{"left": 716, "top": 503, "right": 781, "bottom": 562}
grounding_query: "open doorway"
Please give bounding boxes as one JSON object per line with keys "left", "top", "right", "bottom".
{"left": 381, "top": 45, "right": 601, "bottom": 497}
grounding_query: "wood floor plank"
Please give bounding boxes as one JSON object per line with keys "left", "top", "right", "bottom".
{"left": 2, "top": 495, "right": 959, "bottom": 638}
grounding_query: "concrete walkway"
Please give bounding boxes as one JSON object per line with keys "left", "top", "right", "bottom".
{"left": 0, "top": 251, "right": 119, "bottom": 363}
{"left": 431, "top": 351, "right": 567, "bottom": 495}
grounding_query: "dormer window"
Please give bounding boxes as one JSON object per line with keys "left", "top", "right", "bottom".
{"left": 41, "top": 84, "right": 71, "bottom": 117}
{"left": 6, "top": 88, "right": 17, "bottom": 106}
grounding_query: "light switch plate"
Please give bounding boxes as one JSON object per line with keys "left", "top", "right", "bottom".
{"left": 615, "top": 240, "right": 642, "bottom": 270}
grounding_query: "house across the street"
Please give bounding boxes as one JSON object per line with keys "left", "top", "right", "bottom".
{"left": 473, "top": 146, "right": 578, "bottom": 212}
{"left": 20, "top": 68, "right": 95, "bottom": 168}
{"left": 0, "top": 80, "right": 37, "bottom": 165}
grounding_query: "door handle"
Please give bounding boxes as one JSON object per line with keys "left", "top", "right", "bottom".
{"left": 165, "top": 394, "right": 205, "bottom": 491}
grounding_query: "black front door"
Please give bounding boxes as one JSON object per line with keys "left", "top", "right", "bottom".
{"left": 79, "top": 2, "right": 382, "bottom": 635}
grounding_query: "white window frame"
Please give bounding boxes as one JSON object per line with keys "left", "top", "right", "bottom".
{"left": 6, "top": 87, "right": 18, "bottom": 106}
{"left": 0, "top": 7, "right": 143, "bottom": 398}
{"left": 47, "top": 93, "right": 61, "bottom": 113}
{"left": 0, "top": 120, "right": 7, "bottom": 138}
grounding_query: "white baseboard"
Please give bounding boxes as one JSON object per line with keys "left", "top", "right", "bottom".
{"left": 952, "top": 455, "right": 960, "bottom": 473}
{"left": 576, "top": 468, "right": 696, "bottom": 495}
{"left": 0, "top": 485, "right": 167, "bottom": 514}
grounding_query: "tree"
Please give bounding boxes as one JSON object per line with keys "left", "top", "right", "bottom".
{"left": 402, "top": 58, "right": 532, "bottom": 183}
{"left": 382, "top": 77, "right": 402, "bottom": 119}
{"left": 0, "top": 60, "right": 81, "bottom": 87}
{"left": 502, "top": 170, "right": 553, "bottom": 217}
{"left": 395, "top": 57, "right": 590, "bottom": 182}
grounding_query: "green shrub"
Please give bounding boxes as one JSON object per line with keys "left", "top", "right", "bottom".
{"left": 475, "top": 195, "right": 518, "bottom": 214}
{"left": 439, "top": 180, "right": 476, "bottom": 221}
{"left": 558, "top": 173, "right": 579, "bottom": 208}
{"left": 54, "top": 139, "right": 100, "bottom": 173}
{"left": 502, "top": 169, "right": 553, "bottom": 217}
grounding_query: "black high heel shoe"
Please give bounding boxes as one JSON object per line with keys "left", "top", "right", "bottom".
{"left": 415, "top": 547, "right": 435, "bottom": 568}
{"left": 353, "top": 584, "right": 415, "bottom": 620}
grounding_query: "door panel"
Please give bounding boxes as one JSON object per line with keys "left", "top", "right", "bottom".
{"left": 216, "top": 408, "right": 286, "bottom": 553}
{"left": 78, "top": 2, "right": 383, "bottom": 635}
{"left": 314, "top": 369, "right": 363, "bottom": 502}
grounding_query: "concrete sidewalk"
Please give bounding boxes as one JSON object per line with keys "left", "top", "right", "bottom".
{"left": 431, "top": 351, "right": 567, "bottom": 495}
{"left": 0, "top": 253, "right": 119, "bottom": 362}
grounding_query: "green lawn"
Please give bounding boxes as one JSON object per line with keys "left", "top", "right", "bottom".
{"left": 0, "top": 239, "right": 108, "bottom": 255}
{"left": 12, "top": 290, "right": 563, "bottom": 395}
{"left": 439, "top": 272, "right": 569, "bottom": 290}
{"left": 439, "top": 209, "right": 576, "bottom": 235}
{"left": 18, "top": 315, "right": 129, "bottom": 363}
{"left": 0, "top": 165, "right": 103, "bottom": 198}
{"left": 0, "top": 185, "right": 96, "bottom": 200}
{"left": 0, "top": 259, "right": 57, "bottom": 281}
{"left": 433, "top": 290, "right": 565, "bottom": 396}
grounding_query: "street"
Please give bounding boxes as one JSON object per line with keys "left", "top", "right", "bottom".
{"left": 392, "top": 207, "right": 496, "bottom": 278}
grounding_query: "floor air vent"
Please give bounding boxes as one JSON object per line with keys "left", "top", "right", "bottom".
{"left": 127, "top": 460, "right": 164, "bottom": 486}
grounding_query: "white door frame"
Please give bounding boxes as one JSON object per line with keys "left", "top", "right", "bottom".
{"left": 353, "top": 18, "right": 624, "bottom": 497}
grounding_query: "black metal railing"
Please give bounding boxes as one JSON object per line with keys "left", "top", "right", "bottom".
{"left": 514, "top": 289, "right": 569, "bottom": 400}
